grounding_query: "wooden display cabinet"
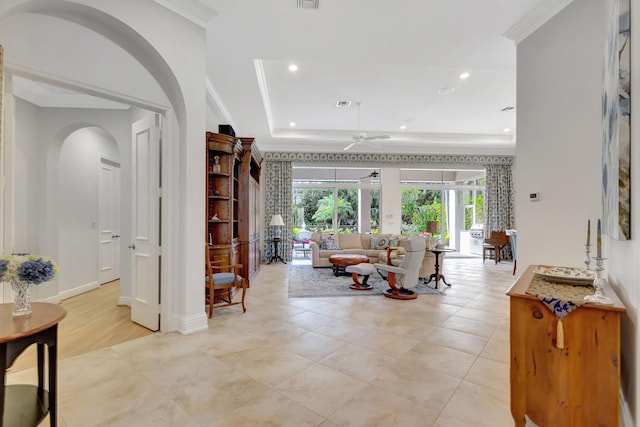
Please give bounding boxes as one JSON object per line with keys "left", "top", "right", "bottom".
{"left": 506, "top": 265, "right": 626, "bottom": 427}
{"left": 206, "top": 132, "right": 241, "bottom": 265}
{"left": 206, "top": 132, "right": 262, "bottom": 286}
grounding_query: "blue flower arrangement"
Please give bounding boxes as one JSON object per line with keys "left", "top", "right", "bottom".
{"left": 0, "top": 254, "right": 58, "bottom": 285}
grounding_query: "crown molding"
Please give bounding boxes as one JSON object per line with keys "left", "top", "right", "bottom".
{"left": 153, "top": 0, "right": 217, "bottom": 28}
{"left": 205, "top": 77, "right": 236, "bottom": 128}
{"left": 504, "top": 0, "right": 575, "bottom": 44}
{"left": 254, "top": 59, "right": 274, "bottom": 133}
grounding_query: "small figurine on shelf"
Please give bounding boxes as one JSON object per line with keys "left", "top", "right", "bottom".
{"left": 211, "top": 213, "right": 219, "bottom": 221}
{"left": 212, "top": 155, "right": 221, "bottom": 173}
{"left": 213, "top": 190, "right": 220, "bottom": 196}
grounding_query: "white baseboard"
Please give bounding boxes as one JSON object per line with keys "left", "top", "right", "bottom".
{"left": 57, "top": 281, "right": 99, "bottom": 301}
{"left": 620, "top": 390, "right": 634, "bottom": 427}
{"left": 175, "top": 311, "right": 208, "bottom": 335}
{"left": 117, "top": 296, "right": 132, "bottom": 307}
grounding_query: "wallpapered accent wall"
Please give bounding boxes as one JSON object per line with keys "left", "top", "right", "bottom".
{"left": 262, "top": 151, "right": 514, "bottom": 263}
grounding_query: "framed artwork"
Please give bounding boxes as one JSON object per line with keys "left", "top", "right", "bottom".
{"left": 602, "top": 0, "right": 631, "bottom": 240}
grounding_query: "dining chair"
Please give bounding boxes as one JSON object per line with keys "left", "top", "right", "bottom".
{"left": 483, "top": 231, "right": 510, "bottom": 264}
{"left": 205, "top": 244, "right": 247, "bottom": 318}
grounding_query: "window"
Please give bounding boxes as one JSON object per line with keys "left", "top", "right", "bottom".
{"left": 400, "top": 169, "right": 484, "bottom": 243}
{"left": 292, "top": 167, "right": 381, "bottom": 234}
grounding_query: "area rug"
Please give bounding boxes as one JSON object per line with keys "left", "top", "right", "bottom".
{"left": 288, "top": 265, "right": 440, "bottom": 298}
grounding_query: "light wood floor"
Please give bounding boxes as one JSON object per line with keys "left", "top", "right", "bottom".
{"left": 8, "top": 280, "right": 155, "bottom": 373}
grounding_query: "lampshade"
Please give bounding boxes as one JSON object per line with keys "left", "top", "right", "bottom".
{"left": 269, "top": 214, "right": 285, "bottom": 226}
{"left": 426, "top": 221, "right": 439, "bottom": 234}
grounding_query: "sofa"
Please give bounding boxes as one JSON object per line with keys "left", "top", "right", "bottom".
{"left": 309, "top": 232, "right": 442, "bottom": 279}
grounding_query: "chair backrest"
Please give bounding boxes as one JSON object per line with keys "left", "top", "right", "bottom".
{"left": 486, "top": 231, "right": 509, "bottom": 245}
{"left": 205, "top": 244, "right": 213, "bottom": 283}
{"left": 398, "top": 238, "right": 426, "bottom": 288}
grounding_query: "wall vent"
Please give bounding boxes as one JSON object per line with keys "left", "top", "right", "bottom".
{"left": 501, "top": 106, "right": 515, "bottom": 111}
{"left": 336, "top": 101, "right": 352, "bottom": 108}
{"left": 297, "top": 0, "right": 319, "bottom": 9}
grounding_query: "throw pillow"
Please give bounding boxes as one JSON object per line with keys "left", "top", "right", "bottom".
{"left": 389, "top": 237, "right": 399, "bottom": 247}
{"left": 371, "top": 237, "right": 390, "bottom": 250}
{"left": 321, "top": 235, "right": 340, "bottom": 250}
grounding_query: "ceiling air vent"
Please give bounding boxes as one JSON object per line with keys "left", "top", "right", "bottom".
{"left": 297, "top": 0, "right": 319, "bottom": 9}
{"left": 501, "top": 106, "right": 515, "bottom": 111}
{"left": 336, "top": 101, "right": 352, "bottom": 108}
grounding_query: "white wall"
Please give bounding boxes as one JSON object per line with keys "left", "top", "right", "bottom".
{"left": 13, "top": 98, "right": 130, "bottom": 302}
{"left": 516, "top": 0, "right": 639, "bottom": 424}
{"left": 0, "top": 1, "right": 209, "bottom": 333}
{"left": 59, "top": 127, "right": 119, "bottom": 297}
{"left": 0, "top": 8, "right": 168, "bottom": 109}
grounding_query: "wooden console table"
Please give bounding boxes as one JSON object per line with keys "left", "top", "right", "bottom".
{"left": 1, "top": 302, "right": 67, "bottom": 427}
{"left": 506, "top": 265, "right": 626, "bottom": 427}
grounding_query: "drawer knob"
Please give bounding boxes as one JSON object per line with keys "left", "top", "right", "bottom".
{"left": 532, "top": 310, "right": 543, "bottom": 319}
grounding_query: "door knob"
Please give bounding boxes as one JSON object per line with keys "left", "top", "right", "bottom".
{"left": 128, "top": 244, "right": 136, "bottom": 250}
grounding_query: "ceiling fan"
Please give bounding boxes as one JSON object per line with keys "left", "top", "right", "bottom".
{"left": 343, "top": 102, "right": 390, "bottom": 151}
{"left": 358, "top": 170, "right": 380, "bottom": 180}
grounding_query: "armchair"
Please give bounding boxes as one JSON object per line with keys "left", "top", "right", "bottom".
{"left": 374, "top": 238, "right": 426, "bottom": 300}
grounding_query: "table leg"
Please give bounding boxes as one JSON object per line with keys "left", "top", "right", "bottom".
{"left": 0, "top": 344, "right": 5, "bottom": 423}
{"left": 49, "top": 327, "right": 58, "bottom": 427}
{"left": 424, "top": 252, "right": 451, "bottom": 289}
{"left": 37, "top": 343, "right": 45, "bottom": 402}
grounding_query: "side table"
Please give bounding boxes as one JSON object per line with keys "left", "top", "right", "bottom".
{"left": 267, "top": 238, "right": 286, "bottom": 264}
{"left": 425, "top": 248, "right": 454, "bottom": 289}
{"left": 1, "top": 302, "right": 67, "bottom": 427}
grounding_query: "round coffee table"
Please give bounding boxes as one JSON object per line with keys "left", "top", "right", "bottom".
{"left": 328, "top": 254, "right": 369, "bottom": 277}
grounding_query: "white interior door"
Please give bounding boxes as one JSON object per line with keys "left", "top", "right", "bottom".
{"left": 99, "top": 158, "right": 121, "bottom": 284}
{"left": 130, "top": 114, "right": 161, "bottom": 331}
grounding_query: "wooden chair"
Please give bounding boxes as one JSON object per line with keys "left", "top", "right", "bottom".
{"left": 205, "top": 244, "right": 247, "bottom": 318}
{"left": 483, "top": 231, "right": 510, "bottom": 264}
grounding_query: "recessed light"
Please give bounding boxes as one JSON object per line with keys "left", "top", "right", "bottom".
{"left": 438, "top": 87, "right": 454, "bottom": 94}
{"left": 290, "top": 122, "right": 296, "bottom": 127}
{"left": 459, "top": 72, "right": 470, "bottom": 80}
{"left": 503, "top": 128, "right": 510, "bottom": 132}
{"left": 336, "top": 101, "right": 352, "bottom": 107}
{"left": 288, "top": 64, "right": 298, "bottom": 72}
{"left": 400, "top": 125, "right": 407, "bottom": 130}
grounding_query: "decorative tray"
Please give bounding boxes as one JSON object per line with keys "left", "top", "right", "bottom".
{"left": 534, "top": 266, "right": 596, "bottom": 286}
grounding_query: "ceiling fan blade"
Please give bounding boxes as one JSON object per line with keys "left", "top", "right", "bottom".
{"left": 343, "top": 142, "right": 358, "bottom": 151}
{"left": 364, "top": 134, "right": 390, "bottom": 141}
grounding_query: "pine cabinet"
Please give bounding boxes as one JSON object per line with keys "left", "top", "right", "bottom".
{"left": 506, "top": 265, "right": 626, "bottom": 427}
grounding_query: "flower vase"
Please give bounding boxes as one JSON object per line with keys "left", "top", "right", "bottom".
{"left": 11, "top": 280, "right": 33, "bottom": 316}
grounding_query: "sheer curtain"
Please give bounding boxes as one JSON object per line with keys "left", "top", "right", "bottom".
{"left": 484, "top": 164, "right": 515, "bottom": 259}
{"left": 263, "top": 160, "right": 292, "bottom": 262}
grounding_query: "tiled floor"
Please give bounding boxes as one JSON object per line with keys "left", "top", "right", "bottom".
{"left": 10, "top": 257, "right": 516, "bottom": 426}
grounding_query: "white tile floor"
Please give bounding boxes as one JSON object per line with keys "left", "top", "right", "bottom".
{"left": 10, "top": 257, "right": 516, "bottom": 426}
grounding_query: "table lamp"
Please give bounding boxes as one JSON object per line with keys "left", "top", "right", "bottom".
{"left": 426, "top": 221, "right": 439, "bottom": 235}
{"left": 269, "top": 214, "right": 285, "bottom": 239}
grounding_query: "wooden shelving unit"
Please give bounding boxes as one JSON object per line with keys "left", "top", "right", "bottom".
{"left": 206, "top": 132, "right": 242, "bottom": 265}
{"left": 206, "top": 132, "right": 262, "bottom": 285}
